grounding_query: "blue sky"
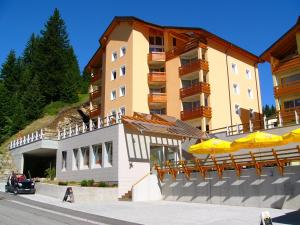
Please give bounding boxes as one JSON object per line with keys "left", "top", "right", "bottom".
{"left": 0, "top": 0, "right": 299, "bottom": 106}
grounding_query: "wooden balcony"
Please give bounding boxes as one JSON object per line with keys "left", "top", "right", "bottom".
{"left": 166, "top": 40, "right": 207, "bottom": 60}
{"left": 280, "top": 106, "right": 300, "bottom": 123}
{"left": 180, "top": 82, "right": 210, "bottom": 98}
{"left": 180, "top": 106, "right": 212, "bottom": 121}
{"left": 91, "top": 73, "right": 101, "bottom": 83}
{"left": 274, "top": 80, "right": 300, "bottom": 98}
{"left": 89, "top": 107, "right": 101, "bottom": 118}
{"left": 148, "top": 72, "right": 166, "bottom": 84}
{"left": 90, "top": 89, "right": 101, "bottom": 101}
{"left": 148, "top": 93, "right": 167, "bottom": 104}
{"left": 147, "top": 52, "right": 166, "bottom": 64}
{"left": 179, "top": 59, "right": 209, "bottom": 76}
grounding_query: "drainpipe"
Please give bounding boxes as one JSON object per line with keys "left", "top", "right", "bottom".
{"left": 254, "top": 62, "right": 262, "bottom": 126}
{"left": 225, "top": 48, "right": 233, "bottom": 128}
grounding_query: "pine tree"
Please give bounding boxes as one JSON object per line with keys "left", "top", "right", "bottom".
{"left": 22, "top": 75, "right": 45, "bottom": 121}
{"left": 37, "top": 8, "right": 80, "bottom": 103}
{"left": 79, "top": 68, "right": 91, "bottom": 94}
{"left": 0, "top": 51, "right": 22, "bottom": 93}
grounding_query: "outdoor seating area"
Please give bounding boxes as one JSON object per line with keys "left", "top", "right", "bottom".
{"left": 154, "top": 145, "right": 300, "bottom": 181}
{"left": 155, "top": 128, "right": 300, "bottom": 181}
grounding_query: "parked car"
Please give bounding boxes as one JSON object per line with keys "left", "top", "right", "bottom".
{"left": 5, "top": 173, "right": 36, "bottom": 194}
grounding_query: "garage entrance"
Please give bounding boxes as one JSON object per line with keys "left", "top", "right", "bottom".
{"left": 23, "top": 148, "right": 57, "bottom": 178}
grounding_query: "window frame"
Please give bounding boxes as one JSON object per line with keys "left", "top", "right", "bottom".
{"left": 112, "top": 51, "right": 117, "bottom": 62}
{"left": 248, "top": 88, "right": 254, "bottom": 99}
{"left": 120, "top": 46, "right": 126, "bottom": 57}
{"left": 92, "top": 144, "right": 103, "bottom": 168}
{"left": 104, "top": 141, "right": 113, "bottom": 167}
{"left": 246, "top": 69, "right": 252, "bottom": 80}
{"left": 232, "top": 63, "right": 238, "bottom": 74}
{"left": 80, "top": 146, "right": 90, "bottom": 170}
{"left": 233, "top": 83, "right": 240, "bottom": 95}
{"left": 111, "top": 70, "right": 117, "bottom": 80}
{"left": 235, "top": 104, "right": 241, "bottom": 116}
{"left": 61, "top": 151, "right": 67, "bottom": 171}
{"left": 119, "top": 85, "right": 126, "bottom": 97}
{"left": 111, "top": 90, "right": 116, "bottom": 101}
{"left": 120, "top": 65, "right": 126, "bottom": 76}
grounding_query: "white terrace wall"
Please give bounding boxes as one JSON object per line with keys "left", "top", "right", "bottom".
{"left": 56, "top": 124, "right": 121, "bottom": 182}
{"left": 161, "top": 166, "right": 300, "bottom": 210}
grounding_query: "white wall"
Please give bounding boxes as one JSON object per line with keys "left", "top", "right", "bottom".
{"left": 132, "top": 174, "right": 162, "bottom": 201}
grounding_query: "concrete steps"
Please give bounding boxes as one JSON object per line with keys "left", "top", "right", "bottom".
{"left": 118, "top": 190, "right": 132, "bottom": 201}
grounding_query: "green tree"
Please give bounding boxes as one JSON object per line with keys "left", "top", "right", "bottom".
{"left": 37, "top": 8, "right": 80, "bottom": 103}
{"left": 79, "top": 68, "right": 91, "bottom": 94}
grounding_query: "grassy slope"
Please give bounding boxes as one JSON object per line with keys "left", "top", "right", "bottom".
{"left": 0, "top": 94, "right": 89, "bottom": 154}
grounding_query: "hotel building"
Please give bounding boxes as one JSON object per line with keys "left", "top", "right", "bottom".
{"left": 261, "top": 17, "right": 300, "bottom": 123}
{"left": 86, "top": 17, "right": 262, "bottom": 132}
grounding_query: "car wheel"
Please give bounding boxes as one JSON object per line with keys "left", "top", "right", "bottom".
{"left": 13, "top": 189, "right": 18, "bottom": 195}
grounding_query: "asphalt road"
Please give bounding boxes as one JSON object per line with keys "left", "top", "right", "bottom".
{"left": 0, "top": 192, "right": 141, "bottom": 225}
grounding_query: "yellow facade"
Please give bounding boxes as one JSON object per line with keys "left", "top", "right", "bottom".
{"left": 87, "top": 17, "right": 262, "bottom": 132}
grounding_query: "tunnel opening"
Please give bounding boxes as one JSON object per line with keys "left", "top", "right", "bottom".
{"left": 23, "top": 149, "right": 56, "bottom": 178}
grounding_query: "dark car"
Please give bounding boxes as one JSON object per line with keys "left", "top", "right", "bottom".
{"left": 5, "top": 173, "right": 36, "bottom": 194}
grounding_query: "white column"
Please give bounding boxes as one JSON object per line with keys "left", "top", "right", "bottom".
{"left": 35, "top": 131, "right": 39, "bottom": 140}
{"left": 236, "top": 124, "right": 240, "bottom": 134}
{"left": 97, "top": 116, "right": 101, "bottom": 129}
{"left": 106, "top": 113, "right": 110, "bottom": 126}
{"left": 249, "top": 120, "right": 253, "bottom": 132}
{"left": 162, "top": 146, "right": 166, "bottom": 163}
{"left": 27, "top": 134, "right": 30, "bottom": 143}
{"left": 295, "top": 111, "right": 299, "bottom": 125}
{"left": 179, "top": 141, "right": 183, "bottom": 161}
{"left": 13, "top": 140, "right": 16, "bottom": 148}
{"left": 69, "top": 126, "right": 72, "bottom": 137}
{"left": 31, "top": 133, "right": 34, "bottom": 141}
{"left": 201, "top": 118, "right": 206, "bottom": 132}
{"left": 10, "top": 141, "right": 13, "bottom": 149}
{"left": 89, "top": 119, "right": 93, "bottom": 131}
{"left": 199, "top": 70, "right": 204, "bottom": 83}
{"left": 278, "top": 112, "right": 283, "bottom": 127}
{"left": 82, "top": 122, "right": 86, "bottom": 133}
{"left": 75, "top": 124, "right": 79, "bottom": 135}
{"left": 23, "top": 136, "right": 26, "bottom": 144}
{"left": 63, "top": 128, "right": 66, "bottom": 138}
{"left": 40, "top": 129, "right": 44, "bottom": 139}
{"left": 263, "top": 115, "right": 267, "bottom": 129}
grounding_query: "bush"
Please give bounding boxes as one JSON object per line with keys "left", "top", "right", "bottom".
{"left": 87, "top": 179, "right": 94, "bottom": 187}
{"left": 44, "top": 167, "right": 56, "bottom": 180}
{"left": 58, "top": 181, "right": 68, "bottom": 186}
{"left": 80, "top": 180, "right": 88, "bottom": 187}
{"left": 98, "top": 181, "right": 107, "bottom": 187}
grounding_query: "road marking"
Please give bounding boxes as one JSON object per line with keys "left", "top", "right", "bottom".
{"left": 8, "top": 200, "right": 107, "bottom": 225}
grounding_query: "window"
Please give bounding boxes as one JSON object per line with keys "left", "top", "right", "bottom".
{"left": 62, "top": 151, "right": 67, "bottom": 170}
{"left": 284, "top": 98, "right": 300, "bottom": 109}
{"left": 149, "top": 36, "right": 164, "bottom": 52}
{"left": 232, "top": 63, "right": 238, "bottom": 74}
{"left": 111, "top": 90, "right": 116, "bottom": 100}
{"left": 233, "top": 84, "right": 240, "bottom": 95}
{"left": 111, "top": 110, "right": 116, "bottom": 117}
{"left": 249, "top": 108, "right": 254, "bottom": 119}
{"left": 205, "top": 97, "right": 209, "bottom": 107}
{"left": 150, "top": 108, "right": 166, "bottom": 115}
{"left": 172, "top": 38, "right": 176, "bottom": 46}
{"left": 246, "top": 69, "right": 252, "bottom": 79}
{"left": 111, "top": 70, "right": 117, "bottom": 80}
{"left": 112, "top": 51, "right": 117, "bottom": 61}
{"left": 248, "top": 88, "right": 253, "bottom": 99}
{"left": 120, "top": 65, "right": 126, "bottom": 76}
{"left": 119, "top": 86, "right": 125, "bottom": 97}
{"left": 105, "top": 141, "right": 113, "bottom": 166}
{"left": 92, "top": 144, "right": 102, "bottom": 167}
{"left": 120, "top": 47, "right": 126, "bottom": 57}
{"left": 81, "top": 146, "right": 90, "bottom": 169}
{"left": 120, "top": 107, "right": 126, "bottom": 116}
{"left": 72, "top": 149, "right": 79, "bottom": 170}
{"left": 235, "top": 104, "right": 240, "bottom": 115}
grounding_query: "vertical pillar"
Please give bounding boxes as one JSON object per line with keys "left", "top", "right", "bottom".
{"left": 179, "top": 141, "right": 183, "bottom": 161}
{"left": 249, "top": 120, "right": 253, "bottom": 132}
{"left": 23, "top": 136, "right": 26, "bottom": 144}
{"left": 63, "top": 128, "right": 66, "bottom": 138}
{"left": 75, "top": 124, "right": 79, "bottom": 135}
{"left": 35, "top": 131, "right": 39, "bottom": 140}
{"left": 226, "top": 126, "right": 229, "bottom": 136}
{"left": 82, "top": 122, "right": 86, "bottom": 133}
{"left": 199, "top": 69, "right": 204, "bottom": 83}
{"left": 263, "top": 115, "right": 267, "bottom": 129}
{"left": 89, "top": 119, "right": 93, "bottom": 131}
{"left": 278, "top": 112, "right": 283, "bottom": 127}
{"left": 31, "top": 133, "right": 34, "bottom": 141}
{"left": 27, "top": 134, "right": 30, "bottom": 143}
{"left": 236, "top": 124, "right": 240, "bottom": 134}
{"left": 69, "top": 126, "right": 72, "bottom": 137}
{"left": 295, "top": 110, "right": 299, "bottom": 125}
{"left": 162, "top": 146, "right": 166, "bottom": 163}
{"left": 197, "top": 47, "right": 202, "bottom": 60}
{"left": 97, "top": 116, "right": 101, "bottom": 129}
{"left": 40, "top": 129, "right": 44, "bottom": 139}
{"left": 10, "top": 141, "right": 13, "bottom": 149}
{"left": 106, "top": 113, "right": 110, "bottom": 126}
{"left": 201, "top": 118, "right": 206, "bottom": 132}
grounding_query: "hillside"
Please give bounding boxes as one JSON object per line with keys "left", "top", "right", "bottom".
{"left": 0, "top": 94, "right": 89, "bottom": 178}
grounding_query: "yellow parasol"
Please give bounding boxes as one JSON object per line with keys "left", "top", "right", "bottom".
{"left": 188, "top": 138, "right": 238, "bottom": 154}
{"left": 231, "top": 131, "right": 285, "bottom": 149}
{"left": 282, "top": 128, "right": 300, "bottom": 143}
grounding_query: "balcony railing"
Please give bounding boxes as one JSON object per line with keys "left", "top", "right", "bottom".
{"left": 166, "top": 39, "right": 207, "bottom": 60}
{"left": 147, "top": 52, "right": 166, "bottom": 63}
{"left": 274, "top": 80, "right": 300, "bottom": 98}
{"left": 179, "top": 59, "right": 209, "bottom": 76}
{"left": 148, "top": 93, "right": 167, "bottom": 104}
{"left": 89, "top": 106, "right": 101, "bottom": 118}
{"left": 180, "top": 82, "right": 210, "bottom": 98}
{"left": 148, "top": 72, "right": 166, "bottom": 83}
{"left": 90, "top": 89, "right": 101, "bottom": 100}
{"left": 180, "top": 106, "right": 212, "bottom": 121}
{"left": 280, "top": 106, "right": 300, "bottom": 123}
{"left": 91, "top": 73, "right": 101, "bottom": 83}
